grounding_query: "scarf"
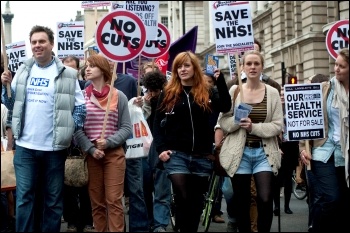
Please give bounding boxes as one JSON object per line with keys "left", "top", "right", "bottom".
{"left": 331, "top": 77, "right": 349, "bottom": 186}
{"left": 85, "top": 84, "right": 118, "bottom": 111}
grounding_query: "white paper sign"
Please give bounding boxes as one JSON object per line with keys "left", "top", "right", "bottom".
{"left": 56, "top": 21, "right": 85, "bottom": 60}
{"left": 5, "top": 41, "right": 27, "bottom": 73}
{"left": 81, "top": 1, "right": 111, "bottom": 9}
{"left": 211, "top": 1, "right": 254, "bottom": 54}
{"left": 125, "top": 1, "right": 159, "bottom": 40}
{"left": 284, "top": 84, "right": 325, "bottom": 141}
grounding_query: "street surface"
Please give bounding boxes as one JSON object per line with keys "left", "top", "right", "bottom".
{"left": 60, "top": 194, "right": 309, "bottom": 232}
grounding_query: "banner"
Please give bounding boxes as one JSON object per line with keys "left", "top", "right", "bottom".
{"left": 56, "top": 21, "right": 85, "bottom": 60}
{"left": 284, "top": 84, "right": 325, "bottom": 141}
{"left": 210, "top": 1, "right": 254, "bottom": 54}
{"left": 5, "top": 41, "right": 27, "bottom": 72}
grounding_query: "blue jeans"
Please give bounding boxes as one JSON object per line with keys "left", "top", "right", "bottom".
{"left": 142, "top": 142, "right": 171, "bottom": 231}
{"left": 125, "top": 158, "right": 149, "bottom": 232}
{"left": 222, "top": 177, "right": 236, "bottom": 223}
{"left": 163, "top": 151, "right": 212, "bottom": 232}
{"left": 163, "top": 151, "right": 213, "bottom": 176}
{"left": 14, "top": 145, "right": 66, "bottom": 232}
{"left": 236, "top": 147, "right": 272, "bottom": 174}
{"left": 307, "top": 156, "right": 349, "bottom": 232}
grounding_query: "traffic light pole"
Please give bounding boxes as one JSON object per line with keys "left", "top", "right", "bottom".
{"left": 281, "top": 62, "right": 286, "bottom": 86}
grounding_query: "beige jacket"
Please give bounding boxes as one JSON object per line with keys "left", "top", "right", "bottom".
{"left": 218, "top": 84, "right": 283, "bottom": 177}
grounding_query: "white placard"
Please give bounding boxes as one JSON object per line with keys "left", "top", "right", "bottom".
{"left": 56, "top": 21, "right": 85, "bottom": 60}
{"left": 5, "top": 41, "right": 27, "bottom": 72}
{"left": 210, "top": 1, "right": 254, "bottom": 54}
{"left": 81, "top": 1, "right": 111, "bottom": 8}
{"left": 284, "top": 84, "right": 325, "bottom": 141}
{"left": 125, "top": 1, "right": 159, "bottom": 40}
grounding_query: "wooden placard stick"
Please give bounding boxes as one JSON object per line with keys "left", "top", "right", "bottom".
{"left": 1, "top": 15, "right": 11, "bottom": 98}
{"left": 137, "top": 54, "right": 142, "bottom": 97}
{"left": 94, "top": 7, "right": 98, "bottom": 25}
{"left": 305, "top": 140, "right": 311, "bottom": 170}
{"left": 101, "top": 62, "right": 118, "bottom": 139}
{"left": 234, "top": 53, "right": 244, "bottom": 102}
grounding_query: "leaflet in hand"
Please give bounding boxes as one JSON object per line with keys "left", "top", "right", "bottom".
{"left": 234, "top": 103, "right": 253, "bottom": 124}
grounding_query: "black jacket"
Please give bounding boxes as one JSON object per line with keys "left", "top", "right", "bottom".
{"left": 153, "top": 73, "right": 231, "bottom": 155}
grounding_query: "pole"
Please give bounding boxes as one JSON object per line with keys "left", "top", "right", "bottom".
{"left": 101, "top": 62, "right": 118, "bottom": 139}
{"left": 1, "top": 14, "right": 11, "bottom": 98}
{"left": 281, "top": 62, "right": 286, "bottom": 87}
{"left": 235, "top": 53, "right": 244, "bottom": 102}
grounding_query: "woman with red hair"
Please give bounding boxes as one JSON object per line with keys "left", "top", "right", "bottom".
{"left": 153, "top": 51, "right": 231, "bottom": 232}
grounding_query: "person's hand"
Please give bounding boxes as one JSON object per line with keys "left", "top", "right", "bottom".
{"left": 300, "top": 150, "right": 310, "bottom": 166}
{"left": 92, "top": 149, "right": 105, "bottom": 160}
{"left": 239, "top": 117, "right": 252, "bottom": 133}
{"left": 143, "top": 94, "right": 152, "bottom": 104}
{"left": 213, "top": 69, "right": 221, "bottom": 80}
{"left": 1, "top": 71, "right": 13, "bottom": 86}
{"left": 95, "top": 138, "right": 107, "bottom": 150}
{"left": 159, "top": 150, "right": 172, "bottom": 162}
{"left": 133, "top": 96, "right": 143, "bottom": 107}
{"left": 279, "top": 148, "right": 284, "bottom": 156}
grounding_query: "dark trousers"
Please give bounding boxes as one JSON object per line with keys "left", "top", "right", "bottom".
{"left": 307, "top": 155, "right": 350, "bottom": 232}
{"left": 63, "top": 185, "right": 93, "bottom": 231}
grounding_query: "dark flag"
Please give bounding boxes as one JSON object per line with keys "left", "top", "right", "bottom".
{"left": 166, "top": 25, "right": 198, "bottom": 71}
{"left": 116, "top": 25, "right": 198, "bottom": 79}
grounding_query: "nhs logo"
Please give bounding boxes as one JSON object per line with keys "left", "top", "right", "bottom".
{"left": 30, "top": 78, "right": 49, "bottom": 87}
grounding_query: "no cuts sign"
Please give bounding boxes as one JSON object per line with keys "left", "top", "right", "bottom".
{"left": 326, "top": 19, "right": 349, "bottom": 60}
{"left": 95, "top": 10, "right": 146, "bottom": 62}
{"left": 141, "top": 23, "right": 171, "bottom": 58}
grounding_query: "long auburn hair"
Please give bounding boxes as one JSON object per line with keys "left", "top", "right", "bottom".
{"left": 159, "top": 51, "right": 211, "bottom": 112}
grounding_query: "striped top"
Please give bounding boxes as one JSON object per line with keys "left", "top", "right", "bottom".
{"left": 84, "top": 92, "right": 119, "bottom": 141}
{"left": 246, "top": 87, "right": 267, "bottom": 142}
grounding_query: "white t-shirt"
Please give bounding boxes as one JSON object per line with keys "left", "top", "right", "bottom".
{"left": 13, "top": 63, "right": 84, "bottom": 151}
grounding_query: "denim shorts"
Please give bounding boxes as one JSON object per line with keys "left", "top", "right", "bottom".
{"left": 236, "top": 146, "right": 272, "bottom": 174}
{"left": 163, "top": 150, "right": 213, "bottom": 177}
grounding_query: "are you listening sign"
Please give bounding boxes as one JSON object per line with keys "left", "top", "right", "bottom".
{"left": 284, "top": 84, "right": 325, "bottom": 141}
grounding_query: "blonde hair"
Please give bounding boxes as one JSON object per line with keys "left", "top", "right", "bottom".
{"left": 142, "top": 61, "right": 160, "bottom": 74}
{"left": 242, "top": 50, "right": 265, "bottom": 68}
{"left": 338, "top": 48, "right": 349, "bottom": 65}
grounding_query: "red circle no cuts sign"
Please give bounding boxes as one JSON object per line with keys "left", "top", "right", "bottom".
{"left": 95, "top": 10, "right": 146, "bottom": 62}
{"left": 326, "top": 19, "right": 349, "bottom": 60}
{"left": 141, "top": 23, "right": 171, "bottom": 58}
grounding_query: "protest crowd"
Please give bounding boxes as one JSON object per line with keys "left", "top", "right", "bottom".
{"left": 1, "top": 1, "right": 349, "bottom": 233}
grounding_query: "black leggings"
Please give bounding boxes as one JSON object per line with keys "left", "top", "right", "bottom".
{"left": 169, "top": 174, "right": 209, "bottom": 232}
{"left": 230, "top": 172, "right": 274, "bottom": 232}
